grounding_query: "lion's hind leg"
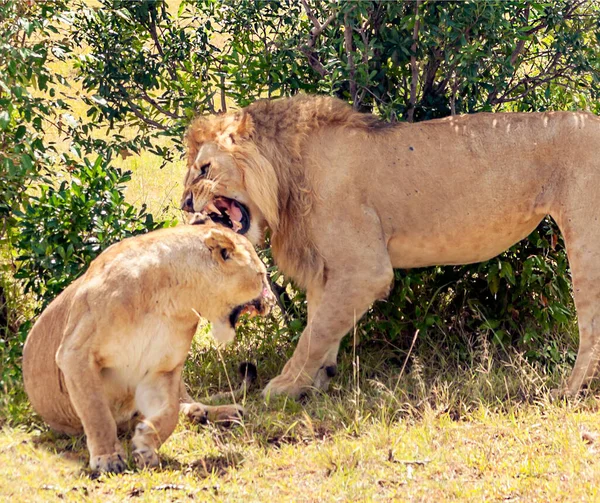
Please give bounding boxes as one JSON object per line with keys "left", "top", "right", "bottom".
{"left": 554, "top": 205, "right": 600, "bottom": 395}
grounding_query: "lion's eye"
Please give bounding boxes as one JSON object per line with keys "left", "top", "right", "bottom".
{"left": 198, "top": 163, "right": 211, "bottom": 178}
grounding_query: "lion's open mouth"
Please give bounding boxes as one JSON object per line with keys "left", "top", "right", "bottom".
{"left": 203, "top": 197, "right": 250, "bottom": 235}
{"left": 228, "top": 297, "right": 267, "bottom": 328}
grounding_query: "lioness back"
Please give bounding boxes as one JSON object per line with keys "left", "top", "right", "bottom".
{"left": 23, "top": 278, "right": 84, "bottom": 433}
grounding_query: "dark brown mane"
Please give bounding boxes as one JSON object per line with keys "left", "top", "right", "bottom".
{"left": 246, "top": 94, "right": 395, "bottom": 149}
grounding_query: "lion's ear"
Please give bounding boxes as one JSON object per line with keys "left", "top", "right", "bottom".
{"left": 218, "top": 111, "right": 254, "bottom": 146}
{"left": 205, "top": 229, "right": 236, "bottom": 263}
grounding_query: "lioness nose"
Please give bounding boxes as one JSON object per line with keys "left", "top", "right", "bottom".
{"left": 262, "top": 286, "right": 276, "bottom": 309}
{"left": 181, "top": 192, "right": 194, "bottom": 212}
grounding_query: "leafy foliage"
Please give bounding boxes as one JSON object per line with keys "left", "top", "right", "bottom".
{"left": 3, "top": 0, "right": 600, "bottom": 397}
{"left": 0, "top": 0, "right": 67, "bottom": 230}
{"left": 12, "top": 154, "right": 166, "bottom": 309}
{"left": 0, "top": 0, "right": 173, "bottom": 395}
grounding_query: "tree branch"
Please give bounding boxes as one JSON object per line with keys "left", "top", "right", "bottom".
{"left": 220, "top": 74, "right": 227, "bottom": 113}
{"left": 493, "top": 49, "right": 564, "bottom": 105}
{"left": 299, "top": 0, "right": 336, "bottom": 77}
{"left": 124, "top": 97, "right": 167, "bottom": 131}
{"left": 343, "top": 12, "right": 357, "bottom": 107}
{"left": 407, "top": 0, "right": 421, "bottom": 123}
{"left": 146, "top": 14, "right": 178, "bottom": 82}
{"left": 136, "top": 87, "right": 183, "bottom": 120}
{"left": 301, "top": 0, "right": 336, "bottom": 46}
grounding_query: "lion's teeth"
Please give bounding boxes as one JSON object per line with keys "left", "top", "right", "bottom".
{"left": 232, "top": 220, "right": 242, "bottom": 231}
{"left": 205, "top": 202, "right": 221, "bottom": 214}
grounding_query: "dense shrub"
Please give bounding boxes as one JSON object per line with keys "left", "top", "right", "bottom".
{"left": 12, "top": 154, "right": 168, "bottom": 309}
{"left": 0, "top": 1, "right": 172, "bottom": 402}
{"left": 3, "top": 0, "right": 599, "bottom": 400}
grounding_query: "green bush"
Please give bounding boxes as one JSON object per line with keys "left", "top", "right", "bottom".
{"left": 1, "top": 154, "right": 173, "bottom": 398}
{"left": 12, "top": 154, "right": 170, "bottom": 309}
{"left": 64, "top": 0, "right": 599, "bottom": 363}
{"left": 0, "top": 1, "right": 172, "bottom": 417}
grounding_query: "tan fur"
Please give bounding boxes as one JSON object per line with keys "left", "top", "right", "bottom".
{"left": 23, "top": 224, "right": 274, "bottom": 472}
{"left": 182, "top": 94, "right": 600, "bottom": 398}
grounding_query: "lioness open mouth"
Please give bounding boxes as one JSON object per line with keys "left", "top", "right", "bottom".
{"left": 203, "top": 197, "right": 251, "bottom": 235}
{"left": 229, "top": 298, "right": 266, "bottom": 328}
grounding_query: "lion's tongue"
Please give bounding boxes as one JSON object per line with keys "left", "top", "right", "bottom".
{"left": 228, "top": 203, "right": 242, "bottom": 223}
{"left": 215, "top": 198, "right": 243, "bottom": 223}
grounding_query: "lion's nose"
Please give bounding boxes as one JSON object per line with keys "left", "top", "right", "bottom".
{"left": 181, "top": 192, "right": 194, "bottom": 212}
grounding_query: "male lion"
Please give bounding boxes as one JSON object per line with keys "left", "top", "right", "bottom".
{"left": 23, "top": 222, "right": 275, "bottom": 473}
{"left": 181, "top": 94, "right": 600, "bottom": 399}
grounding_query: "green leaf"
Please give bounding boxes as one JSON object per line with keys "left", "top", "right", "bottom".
{"left": 20, "top": 154, "right": 33, "bottom": 172}
{"left": 0, "top": 111, "right": 10, "bottom": 130}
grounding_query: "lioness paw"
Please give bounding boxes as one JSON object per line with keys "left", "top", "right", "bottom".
{"left": 182, "top": 402, "right": 244, "bottom": 427}
{"left": 180, "top": 402, "right": 209, "bottom": 425}
{"left": 209, "top": 404, "right": 244, "bottom": 426}
{"left": 133, "top": 447, "right": 159, "bottom": 469}
{"left": 90, "top": 452, "right": 127, "bottom": 474}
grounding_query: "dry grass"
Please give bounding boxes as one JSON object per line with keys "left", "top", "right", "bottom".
{"left": 3, "top": 340, "right": 600, "bottom": 502}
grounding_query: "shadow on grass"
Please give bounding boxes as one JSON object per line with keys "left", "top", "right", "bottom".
{"left": 160, "top": 451, "right": 243, "bottom": 476}
{"left": 4, "top": 328, "right": 591, "bottom": 487}
{"left": 24, "top": 418, "right": 248, "bottom": 479}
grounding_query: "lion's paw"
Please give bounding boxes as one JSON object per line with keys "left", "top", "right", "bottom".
{"left": 181, "top": 402, "right": 244, "bottom": 427}
{"left": 90, "top": 451, "right": 127, "bottom": 474}
{"left": 262, "top": 371, "right": 312, "bottom": 400}
{"left": 132, "top": 446, "right": 159, "bottom": 469}
{"left": 209, "top": 404, "right": 244, "bottom": 426}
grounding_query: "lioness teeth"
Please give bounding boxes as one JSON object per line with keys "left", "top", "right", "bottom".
{"left": 241, "top": 305, "right": 259, "bottom": 317}
{"left": 232, "top": 220, "right": 242, "bottom": 232}
{"left": 205, "top": 202, "right": 221, "bottom": 214}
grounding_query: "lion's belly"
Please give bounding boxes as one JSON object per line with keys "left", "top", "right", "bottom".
{"left": 387, "top": 214, "right": 544, "bottom": 268}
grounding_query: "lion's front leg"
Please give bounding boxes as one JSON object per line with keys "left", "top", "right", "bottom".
{"left": 264, "top": 262, "right": 393, "bottom": 399}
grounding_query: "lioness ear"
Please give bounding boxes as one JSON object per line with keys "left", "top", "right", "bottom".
{"left": 205, "top": 230, "right": 236, "bottom": 263}
{"left": 218, "top": 111, "right": 254, "bottom": 146}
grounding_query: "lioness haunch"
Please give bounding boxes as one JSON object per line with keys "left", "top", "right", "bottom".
{"left": 23, "top": 223, "right": 275, "bottom": 473}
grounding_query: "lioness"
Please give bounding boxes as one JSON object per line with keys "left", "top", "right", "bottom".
{"left": 181, "top": 94, "right": 600, "bottom": 399}
{"left": 23, "top": 223, "right": 275, "bottom": 472}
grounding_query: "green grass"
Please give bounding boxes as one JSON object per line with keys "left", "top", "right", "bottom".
{"left": 120, "top": 148, "right": 187, "bottom": 220}
{"left": 3, "top": 322, "right": 600, "bottom": 501}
